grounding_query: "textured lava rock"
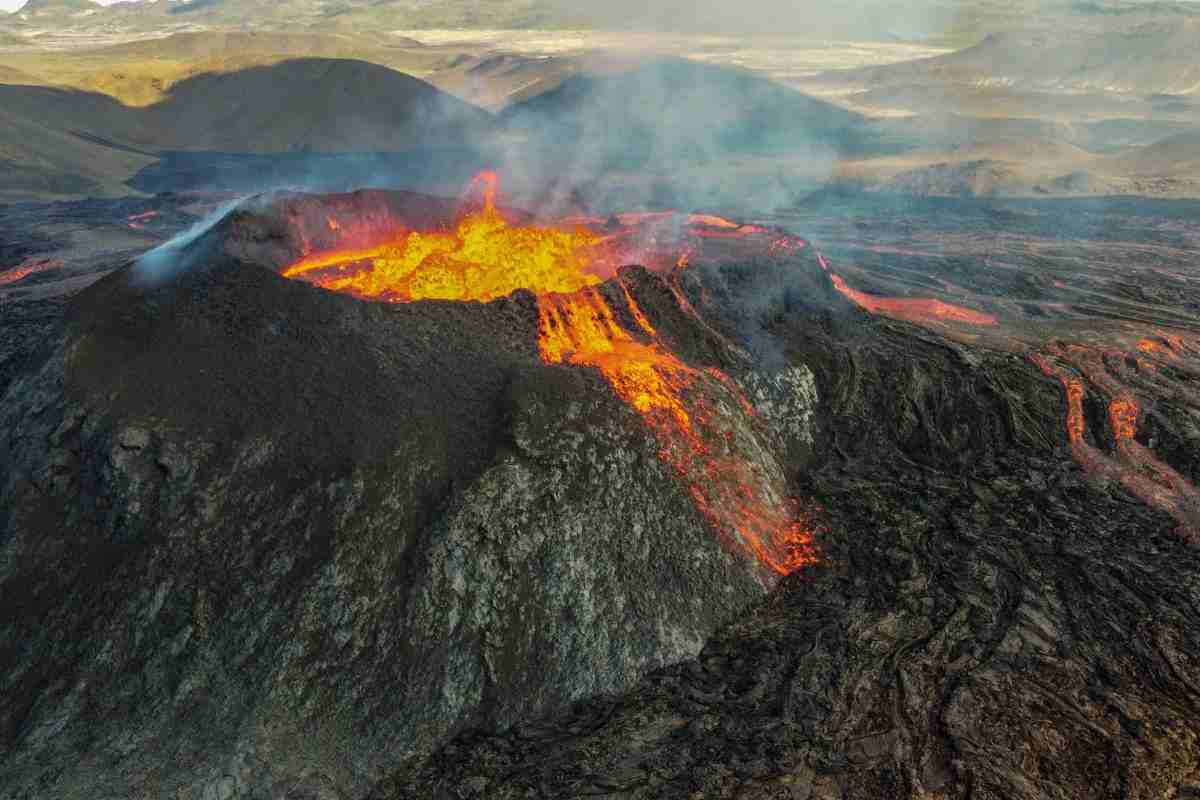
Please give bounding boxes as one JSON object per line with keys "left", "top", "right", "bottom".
{"left": 383, "top": 454, "right": 1200, "bottom": 800}
{"left": 379, "top": 300, "right": 1200, "bottom": 800}
{"left": 0, "top": 203, "right": 819, "bottom": 798}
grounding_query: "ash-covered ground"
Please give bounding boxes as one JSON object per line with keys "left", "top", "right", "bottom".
{"left": 1, "top": 189, "right": 1198, "bottom": 799}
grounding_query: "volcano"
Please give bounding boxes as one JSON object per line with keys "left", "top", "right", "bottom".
{"left": 0, "top": 177, "right": 830, "bottom": 797}
{"left": 2, "top": 178, "right": 1200, "bottom": 800}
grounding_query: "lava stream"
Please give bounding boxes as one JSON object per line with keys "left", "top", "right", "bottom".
{"left": 1031, "top": 350, "right": 1200, "bottom": 541}
{"left": 537, "top": 288, "right": 817, "bottom": 575}
{"left": 816, "top": 252, "right": 997, "bottom": 327}
{"left": 0, "top": 258, "right": 64, "bottom": 288}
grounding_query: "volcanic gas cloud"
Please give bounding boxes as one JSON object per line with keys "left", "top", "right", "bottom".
{"left": 283, "top": 172, "right": 817, "bottom": 576}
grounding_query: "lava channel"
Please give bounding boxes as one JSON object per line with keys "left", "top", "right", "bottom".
{"left": 0, "top": 258, "right": 64, "bottom": 288}
{"left": 817, "top": 252, "right": 997, "bottom": 327}
{"left": 1031, "top": 347, "right": 1200, "bottom": 542}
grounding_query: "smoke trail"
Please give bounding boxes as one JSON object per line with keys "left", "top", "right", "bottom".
{"left": 490, "top": 58, "right": 852, "bottom": 217}
{"left": 132, "top": 197, "right": 246, "bottom": 284}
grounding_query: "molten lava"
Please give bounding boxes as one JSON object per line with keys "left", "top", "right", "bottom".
{"left": 1031, "top": 347, "right": 1200, "bottom": 541}
{"left": 815, "top": 253, "right": 996, "bottom": 328}
{"left": 0, "top": 258, "right": 64, "bottom": 288}
{"left": 537, "top": 287, "right": 817, "bottom": 575}
{"left": 285, "top": 190, "right": 606, "bottom": 304}
{"left": 827, "top": 273, "right": 998, "bottom": 327}
{"left": 282, "top": 174, "right": 817, "bottom": 576}
{"left": 815, "top": 250, "right": 1198, "bottom": 541}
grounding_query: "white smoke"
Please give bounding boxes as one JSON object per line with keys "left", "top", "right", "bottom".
{"left": 132, "top": 197, "right": 246, "bottom": 284}
{"left": 489, "top": 58, "right": 847, "bottom": 218}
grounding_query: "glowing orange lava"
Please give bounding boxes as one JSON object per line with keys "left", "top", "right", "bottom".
{"left": 1031, "top": 349, "right": 1200, "bottom": 539}
{"left": 0, "top": 258, "right": 64, "bottom": 288}
{"left": 127, "top": 210, "right": 160, "bottom": 230}
{"left": 828, "top": 274, "right": 997, "bottom": 327}
{"left": 816, "top": 251, "right": 996, "bottom": 327}
{"left": 1109, "top": 396, "right": 1139, "bottom": 442}
{"left": 284, "top": 189, "right": 606, "bottom": 303}
{"left": 537, "top": 286, "right": 818, "bottom": 575}
{"left": 282, "top": 174, "right": 817, "bottom": 576}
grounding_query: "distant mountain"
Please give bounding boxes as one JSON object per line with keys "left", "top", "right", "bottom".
{"left": 0, "top": 57, "right": 496, "bottom": 197}
{"left": 11, "top": 0, "right": 101, "bottom": 19}
{"left": 3, "top": 0, "right": 560, "bottom": 32}
{"left": 490, "top": 59, "right": 896, "bottom": 211}
{"left": 879, "top": 159, "right": 1029, "bottom": 197}
{"left": 0, "top": 92, "right": 154, "bottom": 197}
{"left": 140, "top": 57, "right": 494, "bottom": 153}
{"left": 1107, "top": 130, "right": 1200, "bottom": 175}
{"left": 503, "top": 59, "right": 880, "bottom": 167}
{"left": 814, "top": 22, "right": 1200, "bottom": 96}
{"left": 16, "top": 0, "right": 100, "bottom": 12}
{"left": 428, "top": 52, "right": 578, "bottom": 112}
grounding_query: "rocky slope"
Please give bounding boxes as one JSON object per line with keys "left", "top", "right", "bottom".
{"left": 379, "top": 241, "right": 1200, "bottom": 800}
{"left": 0, "top": 190, "right": 818, "bottom": 799}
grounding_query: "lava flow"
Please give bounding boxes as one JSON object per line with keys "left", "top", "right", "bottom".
{"left": 1031, "top": 344, "right": 1200, "bottom": 540}
{"left": 0, "top": 258, "right": 64, "bottom": 288}
{"left": 816, "top": 253, "right": 997, "bottom": 327}
{"left": 814, "top": 249, "right": 1200, "bottom": 542}
{"left": 283, "top": 174, "right": 816, "bottom": 576}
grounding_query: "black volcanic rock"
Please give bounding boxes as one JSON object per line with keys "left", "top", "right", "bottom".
{"left": 384, "top": 451, "right": 1200, "bottom": 800}
{"left": 0, "top": 191, "right": 820, "bottom": 798}
{"left": 378, "top": 251, "right": 1200, "bottom": 800}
